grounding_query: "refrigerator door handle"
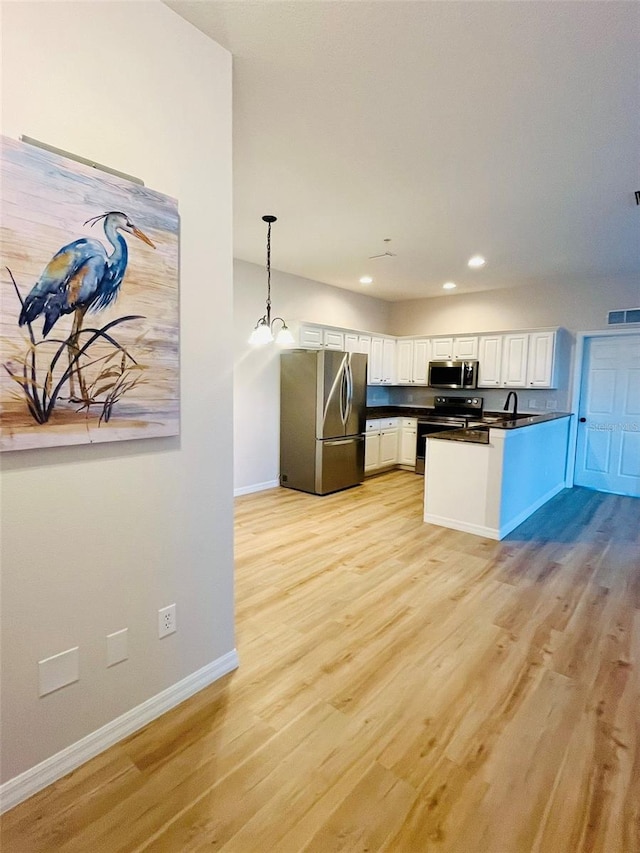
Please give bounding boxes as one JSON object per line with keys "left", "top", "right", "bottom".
{"left": 322, "top": 352, "right": 349, "bottom": 431}
{"left": 347, "top": 356, "right": 354, "bottom": 421}
{"left": 340, "top": 367, "right": 348, "bottom": 426}
{"left": 324, "top": 437, "right": 363, "bottom": 446}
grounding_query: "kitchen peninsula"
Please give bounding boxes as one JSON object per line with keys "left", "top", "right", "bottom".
{"left": 423, "top": 413, "right": 572, "bottom": 540}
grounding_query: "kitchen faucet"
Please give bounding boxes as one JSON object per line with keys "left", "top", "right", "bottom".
{"left": 503, "top": 391, "right": 518, "bottom": 418}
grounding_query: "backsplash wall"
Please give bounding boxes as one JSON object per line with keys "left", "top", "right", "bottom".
{"left": 368, "top": 384, "right": 572, "bottom": 414}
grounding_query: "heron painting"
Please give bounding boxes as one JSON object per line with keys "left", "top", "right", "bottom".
{"left": 0, "top": 136, "right": 180, "bottom": 451}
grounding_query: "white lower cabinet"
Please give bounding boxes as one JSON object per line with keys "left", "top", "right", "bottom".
{"left": 364, "top": 432, "right": 381, "bottom": 472}
{"left": 365, "top": 418, "right": 399, "bottom": 473}
{"left": 398, "top": 419, "right": 417, "bottom": 467}
{"left": 399, "top": 418, "right": 417, "bottom": 467}
{"left": 364, "top": 419, "right": 381, "bottom": 473}
{"left": 379, "top": 425, "right": 399, "bottom": 466}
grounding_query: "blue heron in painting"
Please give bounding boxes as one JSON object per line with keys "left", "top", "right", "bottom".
{"left": 19, "top": 211, "right": 155, "bottom": 400}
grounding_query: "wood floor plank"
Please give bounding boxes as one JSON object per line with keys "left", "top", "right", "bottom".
{"left": 2, "top": 472, "right": 639, "bottom": 852}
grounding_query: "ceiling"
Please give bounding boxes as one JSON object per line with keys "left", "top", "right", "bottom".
{"left": 167, "top": 1, "right": 640, "bottom": 302}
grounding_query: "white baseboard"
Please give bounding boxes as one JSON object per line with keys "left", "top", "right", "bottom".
{"left": 498, "top": 482, "right": 565, "bottom": 539}
{"left": 424, "top": 514, "right": 501, "bottom": 540}
{"left": 0, "top": 649, "right": 239, "bottom": 815}
{"left": 234, "top": 479, "right": 279, "bottom": 496}
{"left": 424, "top": 482, "right": 566, "bottom": 541}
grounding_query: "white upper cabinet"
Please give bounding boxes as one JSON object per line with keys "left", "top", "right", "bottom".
{"left": 396, "top": 339, "right": 415, "bottom": 384}
{"left": 369, "top": 337, "right": 384, "bottom": 384}
{"left": 478, "top": 330, "right": 562, "bottom": 389}
{"left": 344, "top": 333, "right": 359, "bottom": 353}
{"left": 358, "top": 335, "right": 371, "bottom": 356}
{"left": 501, "top": 333, "right": 529, "bottom": 387}
{"left": 431, "top": 337, "right": 454, "bottom": 360}
{"left": 478, "top": 336, "right": 503, "bottom": 386}
{"left": 412, "top": 339, "right": 431, "bottom": 384}
{"left": 298, "top": 324, "right": 324, "bottom": 348}
{"left": 396, "top": 338, "right": 431, "bottom": 384}
{"left": 287, "top": 322, "right": 566, "bottom": 390}
{"left": 323, "top": 329, "right": 345, "bottom": 350}
{"left": 382, "top": 338, "right": 396, "bottom": 384}
{"left": 478, "top": 332, "right": 528, "bottom": 387}
{"left": 368, "top": 337, "right": 395, "bottom": 384}
{"left": 453, "top": 336, "right": 479, "bottom": 360}
{"left": 526, "top": 331, "right": 556, "bottom": 387}
{"left": 431, "top": 336, "right": 478, "bottom": 360}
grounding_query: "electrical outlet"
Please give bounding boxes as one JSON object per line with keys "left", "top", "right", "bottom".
{"left": 528, "top": 398, "right": 538, "bottom": 409}
{"left": 158, "top": 604, "right": 177, "bottom": 638}
{"left": 546, "top": 400, "right": 557, "bottom": 410}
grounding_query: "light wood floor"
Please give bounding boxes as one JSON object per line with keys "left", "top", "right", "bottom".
{"left": 2, "top": 472, "right": 639, "bottom": 852}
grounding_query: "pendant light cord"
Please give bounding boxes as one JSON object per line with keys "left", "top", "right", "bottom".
{"left": 266, "top": 218, "right": 272, "bottom": 325}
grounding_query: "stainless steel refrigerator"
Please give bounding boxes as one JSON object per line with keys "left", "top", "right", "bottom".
{"left": 280, "top": 350, "right": 368, "bottom": 495}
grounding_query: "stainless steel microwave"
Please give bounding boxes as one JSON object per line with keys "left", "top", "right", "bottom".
{"left": 428, "top": 360, "right": 478, "bottom": 389}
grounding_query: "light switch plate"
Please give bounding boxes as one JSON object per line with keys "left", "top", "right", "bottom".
{"left": 38, "top": 647, "right": 79, "bottom": 697}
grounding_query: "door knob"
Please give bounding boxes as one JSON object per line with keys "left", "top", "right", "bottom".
{"left": 579, "top": 417, "right": 586, "bottom": 422}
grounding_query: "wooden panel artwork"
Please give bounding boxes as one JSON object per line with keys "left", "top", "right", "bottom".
{"left": 0, "top": 136, "right": 180, "bottom": 451}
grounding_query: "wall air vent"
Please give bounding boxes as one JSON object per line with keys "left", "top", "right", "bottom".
{"left": 608, "top": 308, "right": 640, "bottom": 325}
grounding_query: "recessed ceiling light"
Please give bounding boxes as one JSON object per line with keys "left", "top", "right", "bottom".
{"left": 443, "top": 282, "right": 457, "bottom": 290}
{"left": 359, "top": 276, "right": 373, "bottom": 285}
{"left": 468, "top": 255, "right": 486, "bottom": 268}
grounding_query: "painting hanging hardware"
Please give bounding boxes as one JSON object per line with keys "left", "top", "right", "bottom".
{"left": 20, "top": 135, "right": 144, "bottom": 186}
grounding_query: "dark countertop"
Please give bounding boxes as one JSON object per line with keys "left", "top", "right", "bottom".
{"left": 429, "top": 427, "right": 490, "bottom": 445}
{"left": 366, "top": 405, "right": 436, "bottom": 419}
{"left": 366, "top": 406, "right": 572, "bottom": 431}
{"left": 484, "top": 412, "right": 572, "bottom": 430}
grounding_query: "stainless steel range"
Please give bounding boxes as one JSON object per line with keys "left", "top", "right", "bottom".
{"left": 415, "top": 396, "right": 484, "bottom": 474}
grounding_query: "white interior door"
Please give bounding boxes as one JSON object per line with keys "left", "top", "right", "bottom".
{"left": 574, "top": 334, "right": 640, "bottom": 497}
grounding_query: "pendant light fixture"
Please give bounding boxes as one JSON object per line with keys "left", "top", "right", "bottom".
{"left": 248, "top": 215, "right": 294, "bottom": 346}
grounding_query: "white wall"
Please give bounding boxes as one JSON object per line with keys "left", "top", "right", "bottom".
{"left": 0, "top": 1, "right": 234, "bottom": 785}
{"left": 389, "top": 275, "right": 640, "bottom": 336}
{"left": 234, "top": 259, "right": 391, "bottom": 493}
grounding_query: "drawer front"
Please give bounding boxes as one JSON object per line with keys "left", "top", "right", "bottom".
{"left": 380, "top": 418, "right": 399, "bottom": 430}
{"left": 365, "top": 420, "right": 381, "bottom": 432}
{"left": 401, "top": 418, "right": 417, "bottom": 429}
